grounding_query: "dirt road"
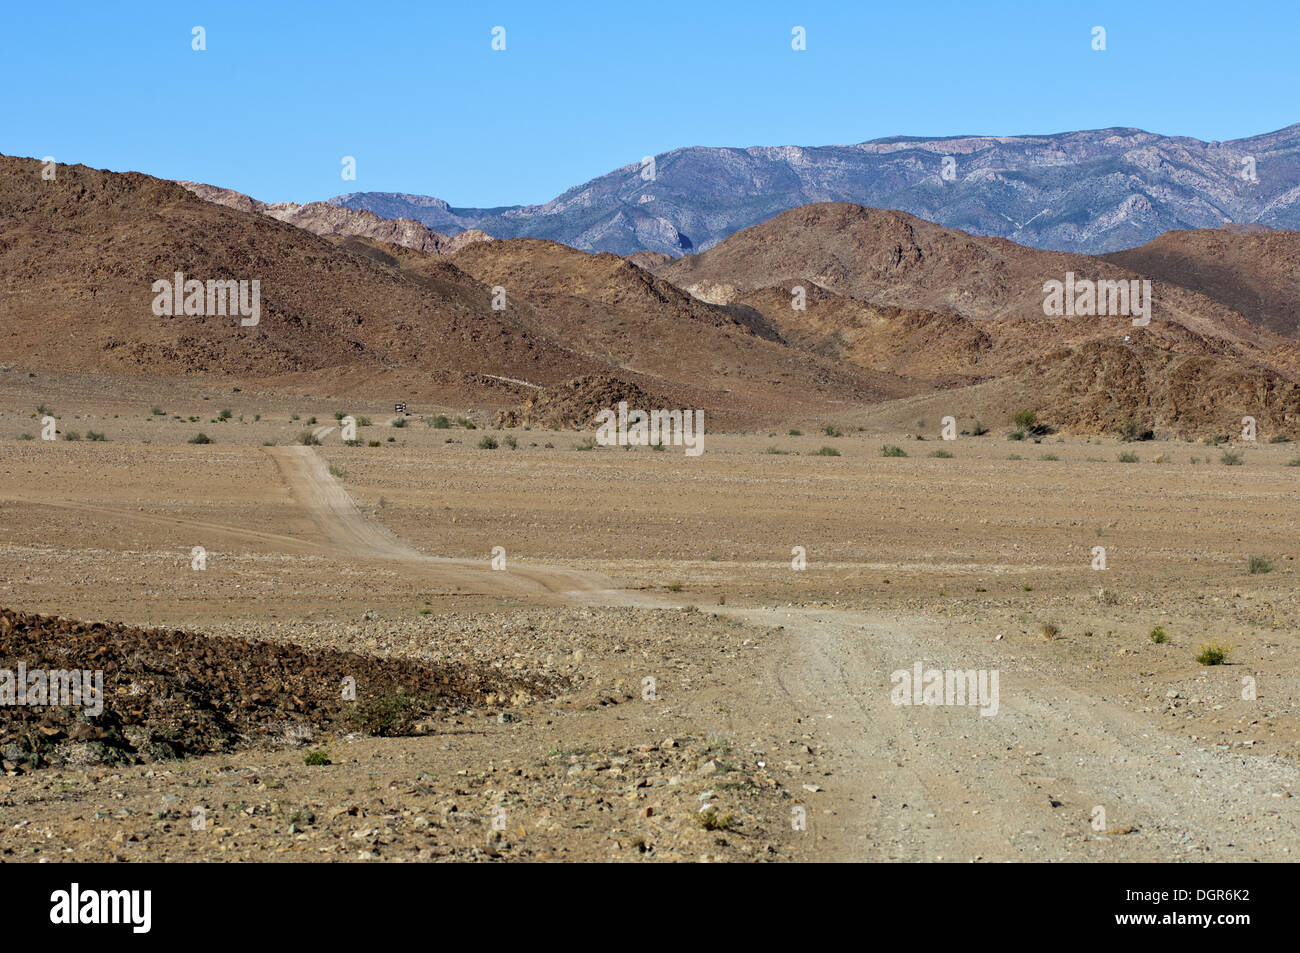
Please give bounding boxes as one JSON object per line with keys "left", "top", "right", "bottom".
{"left": 267, "top": 445, "right": 1300, "bottom": 860}
{"left": 267, "top": 445, "right": 626, "bottom": 600}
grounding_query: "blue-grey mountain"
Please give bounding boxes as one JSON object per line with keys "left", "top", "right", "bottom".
{"left": 329, "top": 125, "right": 1300, "bottom": 257}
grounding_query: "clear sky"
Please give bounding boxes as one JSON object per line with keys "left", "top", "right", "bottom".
{"left": 2, "top": 1, "right": 1296, "bottom": 207}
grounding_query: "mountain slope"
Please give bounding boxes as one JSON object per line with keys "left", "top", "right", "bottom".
{"left": 642, "top": 203, "right": 1300, "bottom": 435}
{"left": 329, "top": 124, "right": 1300, "bottom": 256}
{"left": 0, "top": 156, "right": 581, "bottom": 390}
{"left": 1102, "top": 229, "right": 1300, "bottom": 338}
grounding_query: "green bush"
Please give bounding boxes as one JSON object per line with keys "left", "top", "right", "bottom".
{"left": 814, "top": 446, "right": 841, "bottom": 457}
{"left": 1013, "top": 409, "right": 1037, "bottom": 431}
{"left": 1247, "top": 555, "right": 1273, "bottom": 574}
{"left": 1194, "top": 640, "right": 1233, "bottom": 666}
{"left": 880, "top": 445, "right": 907, "bottom": 457}
{"left": 478, "top": 435, "right": 499, "bottom": 450}
{"left": 298, "top": 432, "right": 321, "bottom": 446}
{"left": 188, "top": 433, "right": 212, "bottom": 444}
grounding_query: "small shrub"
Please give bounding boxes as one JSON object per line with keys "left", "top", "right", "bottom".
{"left": 18, "top": 433, "right": 33, "bottom": 440}
{"left": 1205, "top": 434, "right": 1228, "bottom": 447}
{"left": 822, "top": 424, "right": 842, "bottom": 437}
{"left": 346, "top": 690, "right": 431, "bottom": 736}
{"left": 429, "top": 415, "right": 451, "bottom": 429}
{"left": 1247, "top": 555, "right": 1273, "bottom": 574}
{"left": 188, "top": 433, "right": 212, "bottom": 444}
{"left": 368, "top": 440, "right": 381, "bottom": 447}
{"left": 334, "top": 411, "right": 346, "bottom": 420}
{"left": 1013, "top": 409, "right": 1038, "bottom": 431}
{"left": 303, "top": 749, "right": 331, "bottom": 766}
{"left": 1007, "top": 429, "right": 1025, "bottom": 441}
{"left": 1040, "top": 623, "right": 1061, "bottom": 641}
{"left": 929, "top": 449, "right": 954, "bottom": 458}
{"left": 788, "top": 428, "right": 802, "bottom": 436}
{"left": 1117, "top": 417, "right": 1153, "bottom": 442}
{"left": 502, "top": 435, "right": 518, "bottom": 450}
{"left": 298, "top": 432, "right": 321, "bottom": 446}
{"left": 63, "top": 431, "right": 80, "bottom": 441}
{"left": 1194, "top": 640, "right": 1233, "bottom": 666}
{"left": 1287, "top": 457, "right": 1300, "bottom": 467}
{"left": 328, "top": 464, "right": 344, "bottom": 478}
{"left": 86, "top": 430, "right": 107, "bottom": 441}
{"left": 765, "top": 446, "right": 791, "bottom": 455}
{"left": 971, "top": 420, "right": 989, "bottom": 436}
{"left": 574, "top": 438, "right": 595, "bottom": 451}
{"left": 391, "top": 416, "right": 408, "bottom": 428}
{"left": 478, "top": 435, "right": 499, "bottom": 450}
{"left": 1117, "top": 451, "right": 1139, "bottom": 463}
{"left": 1149, "top": 626, "right": 1168, "bottom": 644}
{"left": 814, "top": 446, "right": 841, "bottom": 456}
{"left": 1039, "top": 453, "right": 1059, "bottom": 461}
{"left": 880, "top": 445, "right": 907, "bottom": 457}
{"left": 666, "top": 581, "right": 684, "bottom": 592}
{"left": 1267, "top": 434, "right": 1291, "bottom": 444}
{"left": 697, "top": 811, "right": 734, "bottom": 831}
{"left": 151, "top": 406, "right": 165, "bottom": 416}
{"left": 218, "top": 408, "right": 232, "bottom": 420}
{"left": 306, "top": 416, "right": 317, "bottom": 425}
{"left": 456, "top": 416, "right": 476, "bottom": 430}
{"left": 1220, "top": 450, "right": 1243, "bottom": 466}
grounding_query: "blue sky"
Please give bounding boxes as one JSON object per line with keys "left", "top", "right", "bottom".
{"left": 2, "top": 1, "right": 1296, "bottom": 206}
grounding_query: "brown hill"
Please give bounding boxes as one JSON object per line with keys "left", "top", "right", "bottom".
{"left": 1102, "top": 229, "right": 1300, "bottom": 339}
{"left": 0, "top": 156, "right": 581, "bottom": 395}
{"left": 648, "top": 203, "right": 1300, "bottom": 434}
{"left": 441, "top": 237, "right": 920, "bottom": 416}
{"left": 2, "top": 158, "right": 920, "bottom": 422}
{"left": 178, "top": 181, "right": 496, "bottom": 256}
{"left": 493, "top": 374, "right": 663, "bottom": 429}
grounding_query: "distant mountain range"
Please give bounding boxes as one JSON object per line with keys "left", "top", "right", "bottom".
{"left": 7, "top": 153, "right": 1300, "bottom": 435}
{"left": 326, "top": 125, "right": 1300, "bottom": 256}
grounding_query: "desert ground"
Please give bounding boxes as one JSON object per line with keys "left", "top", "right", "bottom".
{"left": 0, "top": 365, "right": 1297, "bottom": 862}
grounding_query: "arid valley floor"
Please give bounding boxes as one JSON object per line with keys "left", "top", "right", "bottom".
{"left": 1, "top": 368, "right": 1297, "bottom": 862}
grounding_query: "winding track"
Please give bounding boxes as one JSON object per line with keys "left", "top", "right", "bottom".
{"left": 265, "top": 444, "right": 1300, "bottom": 860}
